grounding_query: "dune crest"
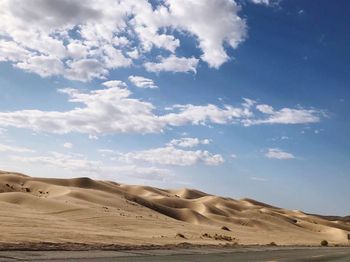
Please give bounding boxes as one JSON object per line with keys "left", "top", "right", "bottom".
{"left": 0, "top": 171, "right": 349, "bottom": 247}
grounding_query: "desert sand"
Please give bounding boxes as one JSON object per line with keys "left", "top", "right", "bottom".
{"left": 0, "top": 170, "right": 349, "bottom": 249}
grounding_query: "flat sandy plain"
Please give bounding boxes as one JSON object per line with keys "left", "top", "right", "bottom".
{"left": 0, "top": 170, "right": 349, "bottom": 250}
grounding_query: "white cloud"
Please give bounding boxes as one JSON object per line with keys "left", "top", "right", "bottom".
{"left": 99, "top": 138, "right": 223, "bottom": 167}
{"left": 120, "top": 146, "right": 224, "bottom": 166}
{"left": 65, "top": 59, "right": 109, "bottom": 81}
{"left": 0, "top": 143, "right": 35, "bottom": 153}
{"left": 0, "top": 82, "right": 324, "bottom": 136}
{"left": 0, "top": 40, "right": 30, "bottom": 62}
{"left": 163, "top": 0, "right": 246, "bottom": 68}
{"left": 126, "top": 49, "right": 139, "bottom": 59}
{"left": 161, "top": 103, "right": 253, "bottom": 126}
{"left": 168, "top": 137, "right": 210, "bottom": 148}
{"left": 256, "top": 104, "right": 274, "bottom": 114}
{"left": 63, "top": 142, "right": 73, "bottom": 149}
{"left": 67, "top": 41, "right": 89, "bottom": 59}
{"left": 265, "top": 148, "right": 295, "bottom": 160}
{"left": 250, "top": 0, "right": 281, "bottom": 7}
{"left": 261, "top": 108, "right": 322, "bottom": 124}
{"left": 144, "top": 55, "right": 199, "bottom": 73}
{"left": 0, "top": 81, "right": 163, "bottom": 135}
{"left": 250, "top": 0, "right": 270, "bottom": 5}
{"left": 16, "top": 55, "right": 64, "bottom": 78}
{"left": 128, "top": 75, "right": 158, "bottom": 89}
{"left": 0, "top": 0, "right": 247, "bottom": 80}
{"left": 11, "top": 151, "right": 171, "bottom": 180}
{"left": 244, "top": 104, "right": 324, "bottom": 126}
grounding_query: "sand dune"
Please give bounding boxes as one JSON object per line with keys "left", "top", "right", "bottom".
{"left": 0, "top": 170, "right": 349, "bottom": 249}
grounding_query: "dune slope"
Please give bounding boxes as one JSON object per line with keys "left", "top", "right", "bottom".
{"left": 0, "top": 170, "right": 349, "bottom": 248}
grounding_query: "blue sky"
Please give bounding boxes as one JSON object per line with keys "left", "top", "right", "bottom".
{"left": 0, "top": 0, "right": 349, "bottom": 215}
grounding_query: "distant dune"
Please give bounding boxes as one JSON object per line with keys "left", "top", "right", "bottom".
{"left": 0, "top": 170, "right": 349, "bottom": 249}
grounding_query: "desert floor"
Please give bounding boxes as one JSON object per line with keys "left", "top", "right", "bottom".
{"left": 0, "top": 170, "right": 349, "bottom": 249}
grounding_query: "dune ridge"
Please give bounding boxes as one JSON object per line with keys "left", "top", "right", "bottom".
{"left": 0, "top": 170, "right": 349, "bottom": 248}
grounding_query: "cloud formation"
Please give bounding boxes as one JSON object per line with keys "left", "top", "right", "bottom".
{"left": 0, "top": 81, "right": 324, "bottom": 136}
{"left": 63, "top": 142, "right": 73, "bottom": 149}
{"left": 10, "top": 151, "right": 171, "bottom": 180}
{"left": 0, "top": 0, "right": 246, "bottom": 81}
{"left": 128, "top": 75, "right": 158, "bottom": 89}
{"left": 144, "top": 55, "right": 199, "bottom": 73}
{"left": 98, "top": 138, "right": 223, "bottom": 167}
{"left": 265, "top": 148, "right": 295, "bottom": 160}
{"left": 167, "top": 137, "right": 210, "bottom": 148}
{"left": 250, "top": 0, "right": 270, "bottom": 5}
{"left": 0, "top": 143, "right": 35, "bottom": 153}
{"left": 244, "top": 104, "right": 323, "bottom": 126}
{"left": 119, "top": 146, "right": 224, "bottom": 166}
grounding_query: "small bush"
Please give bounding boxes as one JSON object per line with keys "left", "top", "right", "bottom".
{"left": 202, "top": 233, "right": 234, "bottom": 242}
{"left": 176, "top": 233, "right": 186, "bottom": 239}
{"left": 202, "top": 233, "right": 210, "bottom": 238}
{"left": 221, "top": 226, "right": 231, "bottom": 231}
{"left": 214, "top": 234, "right": 233, "bottom": 242}
{"left": 320, "top": 240, "right": 328, "bottom": 246}
{"left": 269, "top": 242, "right": 277, "bottom": 246}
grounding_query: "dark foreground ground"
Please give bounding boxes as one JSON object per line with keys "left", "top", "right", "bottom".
{"left": 0, "top": 247, "right": 349, "bottom": 262}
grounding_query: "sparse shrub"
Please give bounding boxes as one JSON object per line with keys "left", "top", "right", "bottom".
{"left": 201, "top": 233, "right": 234, "bottom": 242}
{"left": 221, "top": 226, "right": 231, "bottom": 231}
{"left": 214, "top": 234, "right": 233, "bottom": 242}
{"left": 176, "top": 233, "right": 186, "bottom": 239}
{"left": 202, "top": 233, "right": 210, "bottom": 238}
{"left": 320, "top": 240, "right": 328, "bottom": 246}
{"left": 269, "top": 242, "right": 277, "bottom": 246}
